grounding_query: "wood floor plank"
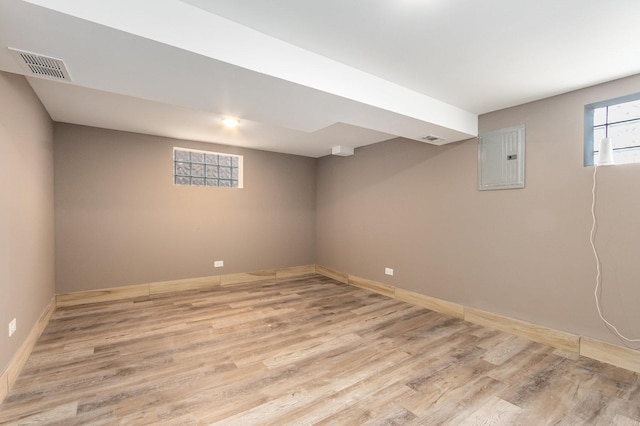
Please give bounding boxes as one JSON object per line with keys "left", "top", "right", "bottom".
{"left": 1, "top": 274, "right": 639, "bottom": 425}
{"left": 454, "top": 395, "right": 523, "bottom": 425}
{"left": 481, "top": 334, "right": 533, "bottom": 366}
{"left": 613, "top": 414, "right": 640, "bottom": 426}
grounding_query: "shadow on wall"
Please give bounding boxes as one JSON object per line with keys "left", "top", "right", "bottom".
{"left": 317, "top": 136, "right": 473, "bottom": 206}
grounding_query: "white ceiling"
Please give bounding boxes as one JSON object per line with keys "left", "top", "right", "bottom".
{"left": 1, "top": 0, "right": 639, "bottom": 157}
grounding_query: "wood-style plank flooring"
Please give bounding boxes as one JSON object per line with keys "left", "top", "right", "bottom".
{"left": 1, "top": 274, "right": 639, "bottom": 425}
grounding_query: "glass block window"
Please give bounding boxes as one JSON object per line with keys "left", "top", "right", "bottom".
{"left": 585, "top": 93, "right": 640, "bottom": 166}
{"left": 174, "top": 148, "right": 242, "bottom": 188}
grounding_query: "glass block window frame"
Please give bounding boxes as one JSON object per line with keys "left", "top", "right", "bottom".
{"left": 173, "top": 147, "right": 243, "bottom": 188}
{"left": 585, "top": 92, "right": 640, "bottom": 166}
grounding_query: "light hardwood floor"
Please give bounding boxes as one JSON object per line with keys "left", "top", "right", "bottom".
{"left": 1, "top": 274, "right": 639, "bottom": 425}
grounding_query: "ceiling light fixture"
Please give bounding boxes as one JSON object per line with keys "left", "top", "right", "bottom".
{"left": 222, "top": 118, "right": 239, "bottom": 128}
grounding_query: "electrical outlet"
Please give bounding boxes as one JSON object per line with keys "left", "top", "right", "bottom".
{"left": 214, "top": 260, "right": 224, "bottom": 268}
{"left": 8, "top": 318, "right": 16, "bottom": 337}
{"left": 385, "top": 267, "right": 394, "bottom": 276}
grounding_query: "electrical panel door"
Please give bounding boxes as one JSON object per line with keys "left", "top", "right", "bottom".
{"left": 478, "top": 125, "right": 525, "bottom": 190}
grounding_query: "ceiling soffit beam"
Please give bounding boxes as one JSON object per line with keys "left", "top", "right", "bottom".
{"left": 22, "top": 0, "right": 478, "bottom": 142}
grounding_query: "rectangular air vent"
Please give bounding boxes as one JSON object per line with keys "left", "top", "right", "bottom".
{"left": 420, "top": 134, "right": 446, "bottom": 144}
{"left": 9, "top": 48, "right": 71, "bottom": 81}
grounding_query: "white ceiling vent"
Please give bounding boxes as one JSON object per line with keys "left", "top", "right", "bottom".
{"left": 9, "top": 48, "right": 71, "bottom": 81}
{"left": 420, "top": 134, "right": 446, "bottom": 144}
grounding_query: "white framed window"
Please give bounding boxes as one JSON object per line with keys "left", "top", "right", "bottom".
{"left": 173, "top": 147, "right": 243, "bottom": 188}
{"left": 585, "top": 93, "right": 640, "bottom": 166}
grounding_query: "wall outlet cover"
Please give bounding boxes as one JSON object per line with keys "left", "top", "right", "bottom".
{"left": 214, "top": 260, "right": 224, "bottom": 268}
{"left": 385, "top": 268, "right": 394, "bottom": 276}
{"left": 9, "top": 318, "right": 16, "bottom": 337}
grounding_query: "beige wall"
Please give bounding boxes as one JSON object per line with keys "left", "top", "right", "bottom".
{"left": 54, "top": 124, "right": 316, "bottom": 293}
{"left": 4, "top": 64, "right": 639, "bottom": 375}
{"left": 316, "top": 74, "right": 640, "bottom": 346}
{"left": 0, "top": 72, "right": 55, "bottom": 373}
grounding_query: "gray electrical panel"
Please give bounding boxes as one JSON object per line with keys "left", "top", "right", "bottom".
{"left": 478, "top": 124, "right": 525, "bottom": 190}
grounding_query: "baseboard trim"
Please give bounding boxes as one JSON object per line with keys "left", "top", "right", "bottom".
{"left": 149, "top": 275, "right": 221, "bottom": 296}
{"left": 316, "top": 265, "right": 348, "bottom": 284}
{"left": 465, "top": 307, "right": 579, "bottom": 353}
{"left": 56, "top": 265, "right": 317, "bottom": 307}
{"left": 0, "top": 369, "right": 7, "bottom": 407}
{"left": 276, "top": 265, "right": 317, "bottom": 279}
{"left": 221, "top": 270, "right": 277, "bottom": 286}
{"left": 316, "top": 265, "right": 639, "bottom": 373}
{"left": 57, "top": 283, "right": 149, "bottom": 307}
{"left": 1, "top": 295, "right": 56, "bottom": 406}
{"left": 580, "top": 337, "right": 640, "bottom": 374}
{"left": 348, "top": 275, "right": 395, "bottom": 298}
{"left": 395, "top": 288, "right": 464, "bottom": 319}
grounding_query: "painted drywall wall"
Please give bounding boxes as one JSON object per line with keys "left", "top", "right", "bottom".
{"left": 0, "top": 71, "right": 55, "bottom": 373}
{"left": 54, "top": 124, "right": 316, "bottom": 293}
{"left": 316, "top": 74, "right": 640, "bottom": 347}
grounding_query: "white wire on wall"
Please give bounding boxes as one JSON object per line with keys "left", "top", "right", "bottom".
{"left": 590, "top": 164, "right": 640, "bottom": 343}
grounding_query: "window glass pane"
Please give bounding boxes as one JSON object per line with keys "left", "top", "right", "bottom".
{"left": 205, "top": 154, "right": 218, "bottom": 165}
{"left": 593, "top": 107, "right": 607, "bottom": 126}
{"left": 191, "top": 152, "right": 205, "bottom": 163}
{"left": 206, "top": 179, "right": 219, "bottom": 187}
{"left": 175, "top": 176, "right": 190, "bottom": 185}
{"left": 206, "top": 165, "right": 218, "bottom": 178}
{"left": 607, "top": 99, "right": 640, "bottom": 124}
{"left": 191, "top": 163, "right": 205, "bottom": 177}
{"left": 174, "top": 150, "right": 190, "bottom": 162}
{"left": 593, "top": 126, "right": 607, "bottom": 151}
{"left": 607, "top": 120, "right": 640, "bottom": 150}
{"left": 615, "top": 148, "right": 640, "bottom": 165}
{"left": 175, "top": 162, "right": 190, "bottom": 176}
{"left": 219, "top": 155, "right": 232, "bottom": 167}
{"left": 219, "top": 166, "right": 231, "bottom": 179}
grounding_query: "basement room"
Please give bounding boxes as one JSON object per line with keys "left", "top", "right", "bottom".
{"left": 1, "top": 0, "right": 639, "bottom": 424}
